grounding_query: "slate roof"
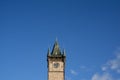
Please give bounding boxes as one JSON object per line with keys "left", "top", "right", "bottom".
{"left": 47, "top": 40, "right": 65, "bottom": 57}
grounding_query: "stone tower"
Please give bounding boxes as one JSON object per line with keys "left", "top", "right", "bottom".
{"left": 47, "top": 40, "right": 66, "bottom": 80}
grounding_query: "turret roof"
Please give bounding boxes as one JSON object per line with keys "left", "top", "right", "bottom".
{"left": 51, "top": 40, "right": 61, "bottom": 56}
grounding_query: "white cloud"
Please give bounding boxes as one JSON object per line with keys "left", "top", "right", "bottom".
{"left": 102, "top": 66, "right": 108, "bottom": 71}
{"left": 80, "top": 65, "right": 93, "bottom": 72}
{"left": 102, "top": 53, "right": 120, "bottom": 73}
{"left": 65, "top": 76, "right": 71, "bottom": 80}
{"left": 70, "top": 69, "right": 77, "bottom": 75}
{"left": 91, "top": 48, "right": 120, "bottom": 80}
{"left": 92, "top": 73, "right": 113, "bottom": 80}
{"left": 80, "top": 65, "right": 87, "bottom": 69}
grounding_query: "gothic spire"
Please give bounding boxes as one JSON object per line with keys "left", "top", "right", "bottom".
{"left": 51, "top": 39, "right": 61, "bottom": 56}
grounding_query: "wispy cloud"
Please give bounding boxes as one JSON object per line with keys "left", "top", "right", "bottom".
{"left": 65, "top": 76, "right": 71, "bottom": 80}
{"left": 80, "top": 65, "right": 93, "bottom": 71}
{"left": 80, "top": 65, "right": 86, "bottom": 69}
{"left": 91, "top": 48, "right": 120, "bottom": 80}
{"left": 92, "top": 72, "right": 113, "bottom": 80}
{"left": 102, "top": 52, "right": 120, "bottom": 73}
{"left": 70, "top": 69, "right": 77, "bottom": 75}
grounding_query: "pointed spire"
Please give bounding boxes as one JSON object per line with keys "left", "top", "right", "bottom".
{"left": 47, "top": 48, "right": 51, "bottom": 56}
{"left": 51, "top": 39, "right": 61, "bottom": 56}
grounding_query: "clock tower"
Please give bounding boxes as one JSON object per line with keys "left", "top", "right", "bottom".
{"left": 47, "top": 40, "right": 66, "bottom": 80}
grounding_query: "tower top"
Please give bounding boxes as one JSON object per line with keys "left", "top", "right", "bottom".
{"left": 47, "top": 40, "right": 65, "bottom": 57}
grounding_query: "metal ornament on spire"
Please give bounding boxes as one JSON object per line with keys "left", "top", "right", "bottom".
{"left": 55, "top": 37, "right": 58, "bottom": 42}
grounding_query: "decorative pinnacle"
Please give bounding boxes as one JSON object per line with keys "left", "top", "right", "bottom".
{"left": 63, "top": 49, "right": 66, "bottom": 56}
{"left": 47, "top": 48, "right": 51, "bottom": 56}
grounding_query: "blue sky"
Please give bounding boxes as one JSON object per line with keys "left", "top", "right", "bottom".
{"left": 0, "top": 0, "right": 120, "bottom": 80}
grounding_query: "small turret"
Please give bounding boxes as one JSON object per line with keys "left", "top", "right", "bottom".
{"left": 63, "top": 49, "right": 66, "bottom": 56}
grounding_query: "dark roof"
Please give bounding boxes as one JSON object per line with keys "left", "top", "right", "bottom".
{"left": 51, "top": 40, "right": 61, "bottom": 56}
{"left": 47, "top": 40, "right": 66, "bottom": 57}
